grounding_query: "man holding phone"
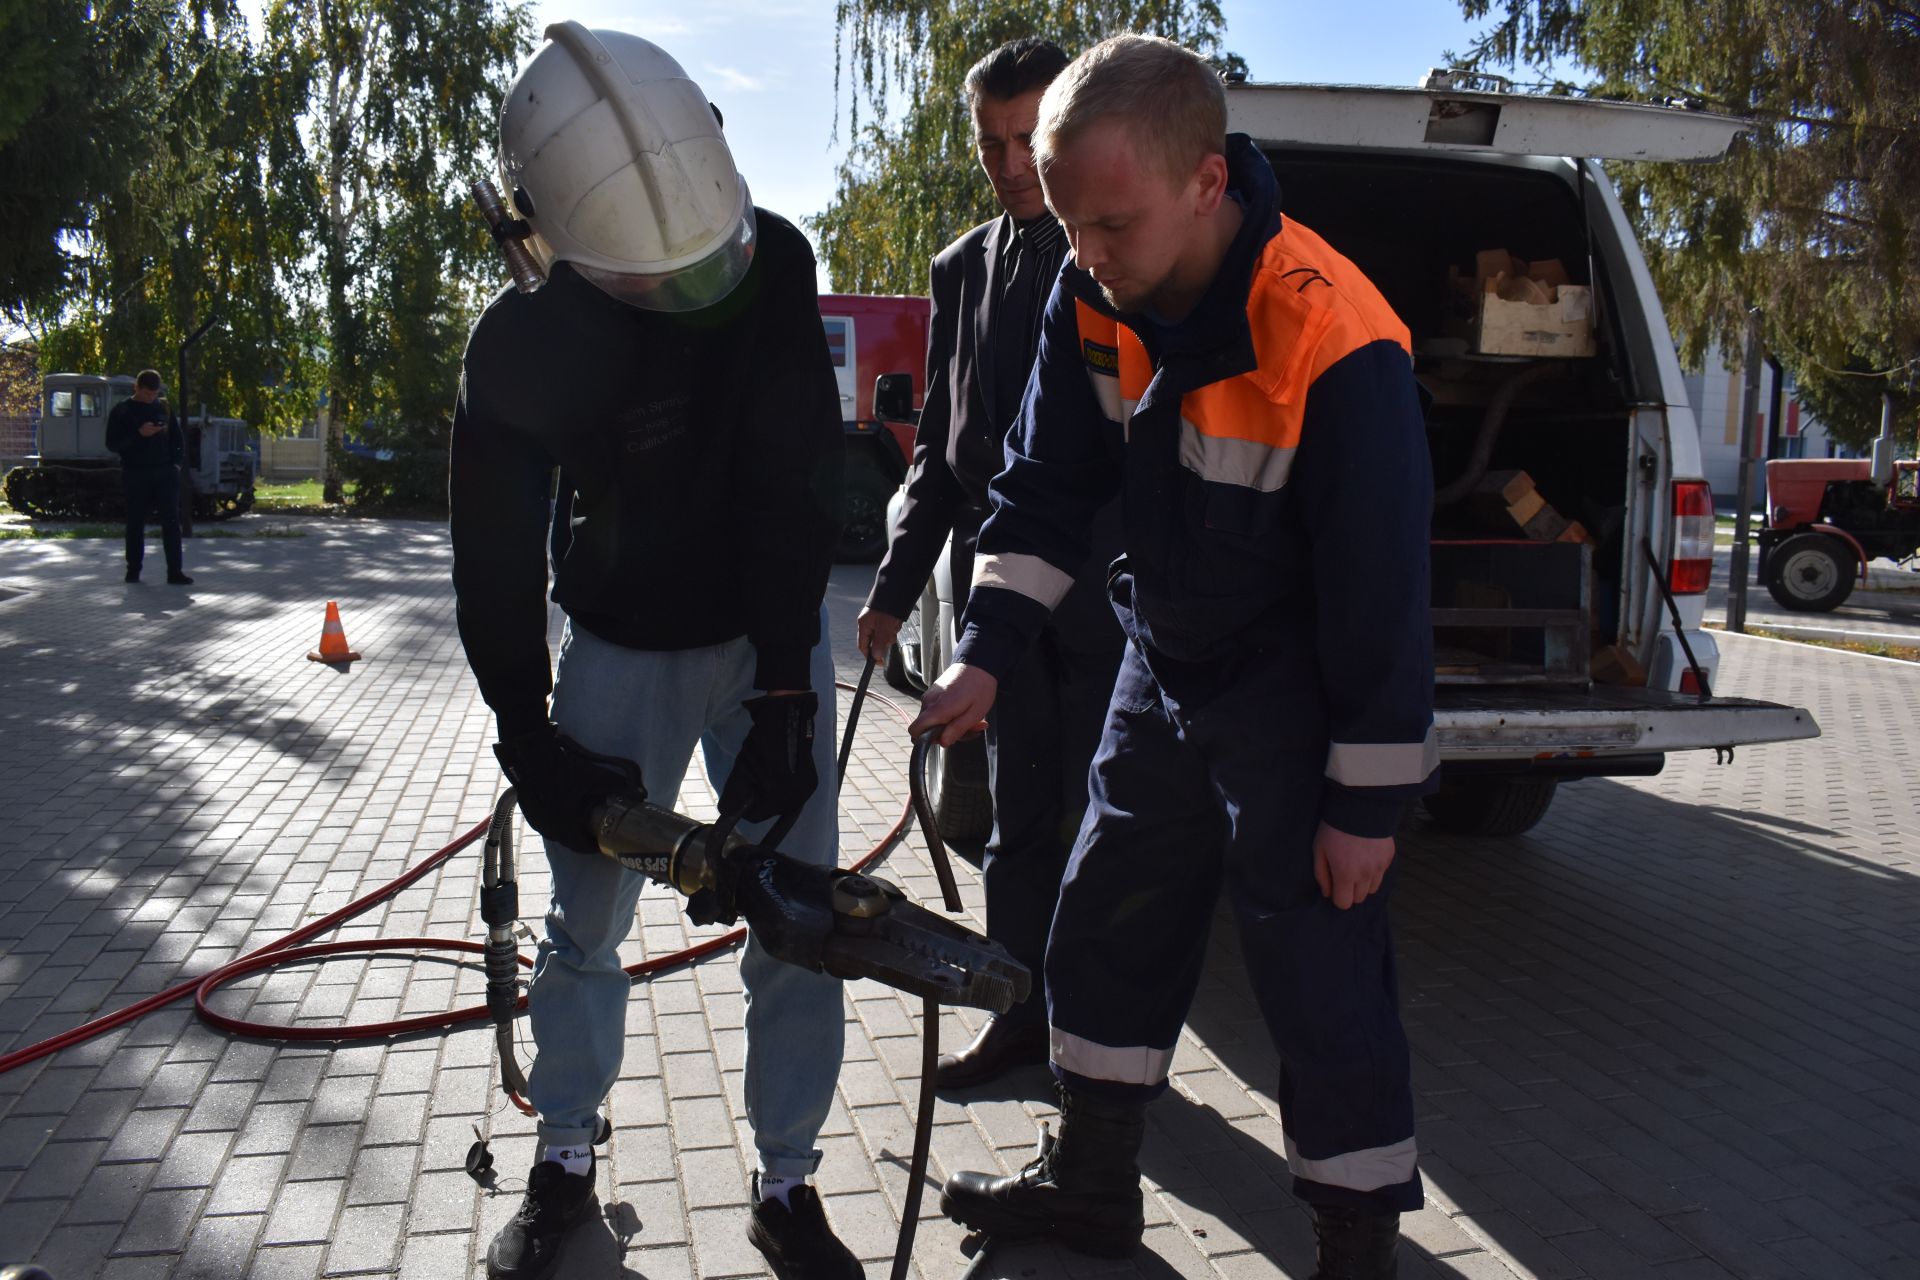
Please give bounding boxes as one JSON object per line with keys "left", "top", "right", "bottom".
{"left": 104, "top": 369, "right": 192, "bottom": 586}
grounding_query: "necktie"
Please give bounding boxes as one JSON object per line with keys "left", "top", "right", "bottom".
{"left": 995, "top": 226, "right": 1037, "bottom": 431}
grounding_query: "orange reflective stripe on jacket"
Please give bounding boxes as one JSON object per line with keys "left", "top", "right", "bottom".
{"left": 1075, "top": 216, "right": 1411, "bottom": 491}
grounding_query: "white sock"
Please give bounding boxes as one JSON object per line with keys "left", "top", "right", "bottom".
{"left": 755, "top": 1172, "right": 802, "bottom": 1207}
{"left": 540, "top": 1143, "right": 592, "bottom": 1176}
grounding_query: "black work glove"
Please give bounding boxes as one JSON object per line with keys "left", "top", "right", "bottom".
{"left": 718, "top": 692, "right": 819, "bottom": 826}
{"left": 493, "top": 726, "right": 644, "bottom": 853}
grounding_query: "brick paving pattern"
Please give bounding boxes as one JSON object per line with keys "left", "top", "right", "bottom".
{"left": 0, "top": 519, "right": 1914, "bottom": 1278}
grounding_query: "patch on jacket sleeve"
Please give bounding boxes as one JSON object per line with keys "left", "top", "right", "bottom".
{"left": 1082, "top": 338, "right": 1119, "bottom": 374}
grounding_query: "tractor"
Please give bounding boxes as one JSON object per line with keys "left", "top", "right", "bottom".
{"left": 1757, "top": 414, "right": 1920, "bottom": 613}
{"left": 3, "top": 372, "right": 255, "bottom": 529}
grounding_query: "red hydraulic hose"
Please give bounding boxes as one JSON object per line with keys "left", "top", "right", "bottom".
{"left": 0, "top": 682, "right": 926, "bottom": 1075}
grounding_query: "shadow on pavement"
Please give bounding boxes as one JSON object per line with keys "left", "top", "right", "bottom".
{"left": 1183, "top": 774, "right": 1919, "bottom": 1277}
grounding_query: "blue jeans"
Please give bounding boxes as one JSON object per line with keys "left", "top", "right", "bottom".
{"left": 529, "top": 615, "right": 844, "bottom": 1179}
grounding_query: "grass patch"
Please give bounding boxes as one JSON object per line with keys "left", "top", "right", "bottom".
{"left": 1711, "top": 622, "right": 1920, "bottom": 663}
{"left": 254, "top": 478, "right": 357, "bottom": 513}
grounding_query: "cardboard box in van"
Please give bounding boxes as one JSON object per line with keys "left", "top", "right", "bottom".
{"left": 1471, "top": 248, "right": 1596, "bottom": 357}
{"left": 1477, "top": 286, "right": 1595, "bottom": 357}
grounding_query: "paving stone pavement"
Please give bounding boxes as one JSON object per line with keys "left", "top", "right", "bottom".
{"left": 0, "top": 519, "right": 1915, "bottom": 1280}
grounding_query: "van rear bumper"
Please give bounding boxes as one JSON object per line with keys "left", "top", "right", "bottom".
{"left": 1435, "top": 684, "right": 1819, "bottom": 764}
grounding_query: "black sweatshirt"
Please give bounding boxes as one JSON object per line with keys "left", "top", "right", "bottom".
{"left": 449, "top": 211, "right": 844, "bottom": 739}
{"left": 105, "top": 398, "right": 183, "bottom": 469}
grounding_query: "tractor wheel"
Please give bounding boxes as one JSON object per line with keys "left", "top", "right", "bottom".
{"left": 1764, "top": 532, "right": 1854, "bottom": 612}
{"left": 1422, "top": 778, "right": 1559, "bottom": 837}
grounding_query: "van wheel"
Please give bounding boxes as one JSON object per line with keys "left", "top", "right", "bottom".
{"left": 1422, "top": 778, "right": 1558, "bottom": 837}
{"left": 836, "top": 455, "right": 892, "bottom": 563}
{"left": 927, "top": 734, "right": 992, "bottom": 860}
{"left": 884, "top": 612, "right": 923, "bottom": 695}
{"left": 885, "top": 609, "right": 925, "bottom": 694}
{"left": 1765, "top": 533, "right": 1854, "bottom": 612}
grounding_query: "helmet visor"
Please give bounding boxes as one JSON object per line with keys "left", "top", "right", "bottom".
{"left": 574, "top": 203, "right": 757, "bottom": 312}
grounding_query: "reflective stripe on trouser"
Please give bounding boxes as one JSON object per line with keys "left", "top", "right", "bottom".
{"left": 1045, "top": 641, "right": 1422, "bottom": 1212}
{"left": 533, "top": 613, "right": 843, "bottom": 1179}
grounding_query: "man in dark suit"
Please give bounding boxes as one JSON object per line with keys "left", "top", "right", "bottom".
{"left": 105, "top": 369, "right": 192, "bottom": 585}
{"left": 857, "top": 36, "right": 1124, "bottom": 1090}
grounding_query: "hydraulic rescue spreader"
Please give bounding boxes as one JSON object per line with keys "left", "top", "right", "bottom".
{"left": 476, "top": 674, "right": 1024, "bottom": 1278}
{"left": 477, "top": 773, "right": 1031, "bottom": 1103}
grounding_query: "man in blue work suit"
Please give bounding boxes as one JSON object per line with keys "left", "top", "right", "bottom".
{"left": 913, "top": 34, "right": 1437, "bottom": 1280}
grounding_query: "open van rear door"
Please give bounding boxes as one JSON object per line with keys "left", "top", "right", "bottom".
{"left": 1226, "top": 80, "right": 1747, "bottom": 161}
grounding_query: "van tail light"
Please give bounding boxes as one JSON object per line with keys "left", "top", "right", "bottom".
{"left": 1671, "top": 480, "right": 1714, "bottom": 594}
{"left": 1678, "top": 667, "right": 1706, "bottom": 696}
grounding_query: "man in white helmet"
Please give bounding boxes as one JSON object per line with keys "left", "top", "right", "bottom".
{"left": 449, "top": 23, "right": 856, "bottom": 1280}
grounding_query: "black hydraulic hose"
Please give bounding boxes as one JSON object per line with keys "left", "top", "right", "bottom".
{"left": 910, "top": 731, "right": 964, "bottom": 913}
{"left": 892, "top": 992, "right": 942, "bottom": 1280}
{"left": 838, "top": 656, "right": 877, "bottom": 785}
{"left": 481, "top": 789, "right": 530, "bottom": 1106}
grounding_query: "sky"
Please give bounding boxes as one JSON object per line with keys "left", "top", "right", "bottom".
{"left": 514, "top": 0, "right": 1522, "bottom": 268}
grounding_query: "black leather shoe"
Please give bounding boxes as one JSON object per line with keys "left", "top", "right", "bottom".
{"left": 486, "top": 1158, "right": 596, "bottom": 1280}
{"left": 747, "top": 1184, "right": 862, "bottom": 1279}
{"left": 1309, "top": 1205, "right": 1400, "bottom": 1279}
{"left": 935, "top": 1016, "right": 1049, "bottom": 1091}
{"left": 125, "top": 569, "right": 140, "bottom": 583}
{"left": 166, "top": 573, "right": 194, "bottom": 585}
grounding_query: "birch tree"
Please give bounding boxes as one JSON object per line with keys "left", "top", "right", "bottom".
{"left": 812, "top": 1, "right": 1241, "bottom": 294}
{"left": 257, "top": 0, "right": 532, "bottom": 501}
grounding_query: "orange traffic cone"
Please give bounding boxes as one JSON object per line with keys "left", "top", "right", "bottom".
{"left": 307, "top": 600, "right": 363, "bottom": 664}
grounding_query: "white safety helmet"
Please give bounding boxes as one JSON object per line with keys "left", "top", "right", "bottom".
{"left": 497, "top": 22, "right": 756, "bottom": 311}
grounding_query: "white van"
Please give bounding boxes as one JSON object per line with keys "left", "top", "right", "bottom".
{"left": 890, "top": 73, "right": 1819, "bottom": 838}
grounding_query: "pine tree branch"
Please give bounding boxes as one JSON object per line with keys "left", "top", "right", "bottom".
{"left": 1771, "top": 205, "right": 1880, "bottom": 232}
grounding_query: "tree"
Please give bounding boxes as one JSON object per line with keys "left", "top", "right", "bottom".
{"left": 0, "top": 340, "right": 37, "bottom": 418}
{"left": 1453, "top": 1, "right": 1920, "bottom": 450}
{"left": 0, "top": 0, "right": 173, "bottom": 314}
{"left": 813, "top": 1, "right": 1240, "bottom": 294}
{"left": 256, "top": 0, "right": 533, "bottom": 503}
{"left": 27, "top": 1, "right": 298, "bottom": 437}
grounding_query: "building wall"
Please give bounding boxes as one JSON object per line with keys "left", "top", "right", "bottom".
{"left": 0, "top": 415, "right": 34, "bottom": 469}
{"left": 258, "top": 421, "right": 323, "bottom": 481}
{"left": 1682, "top": 340, "right": 1843, "bottom": 506}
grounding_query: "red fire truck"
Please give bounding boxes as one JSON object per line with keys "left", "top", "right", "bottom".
{"left": 818, "top": 294, "right": 930, "bottom": 561}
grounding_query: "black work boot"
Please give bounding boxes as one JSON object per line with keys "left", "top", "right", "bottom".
{"left": 1309, "top": 1204, "right": 1400, "bottom": 1279}
{"left": 486, "top": 1156, "right": 597, "bottom": 1280}
{"left": 747, "top": 1182, "right": 862, "bottom": 1279}
{"left": 939, "top": 1083, "right": 1146, "bottom": 1256}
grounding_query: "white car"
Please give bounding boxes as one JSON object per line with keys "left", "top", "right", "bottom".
{"left": 882, "top": 70, "right": 1819, "bottom": 839}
